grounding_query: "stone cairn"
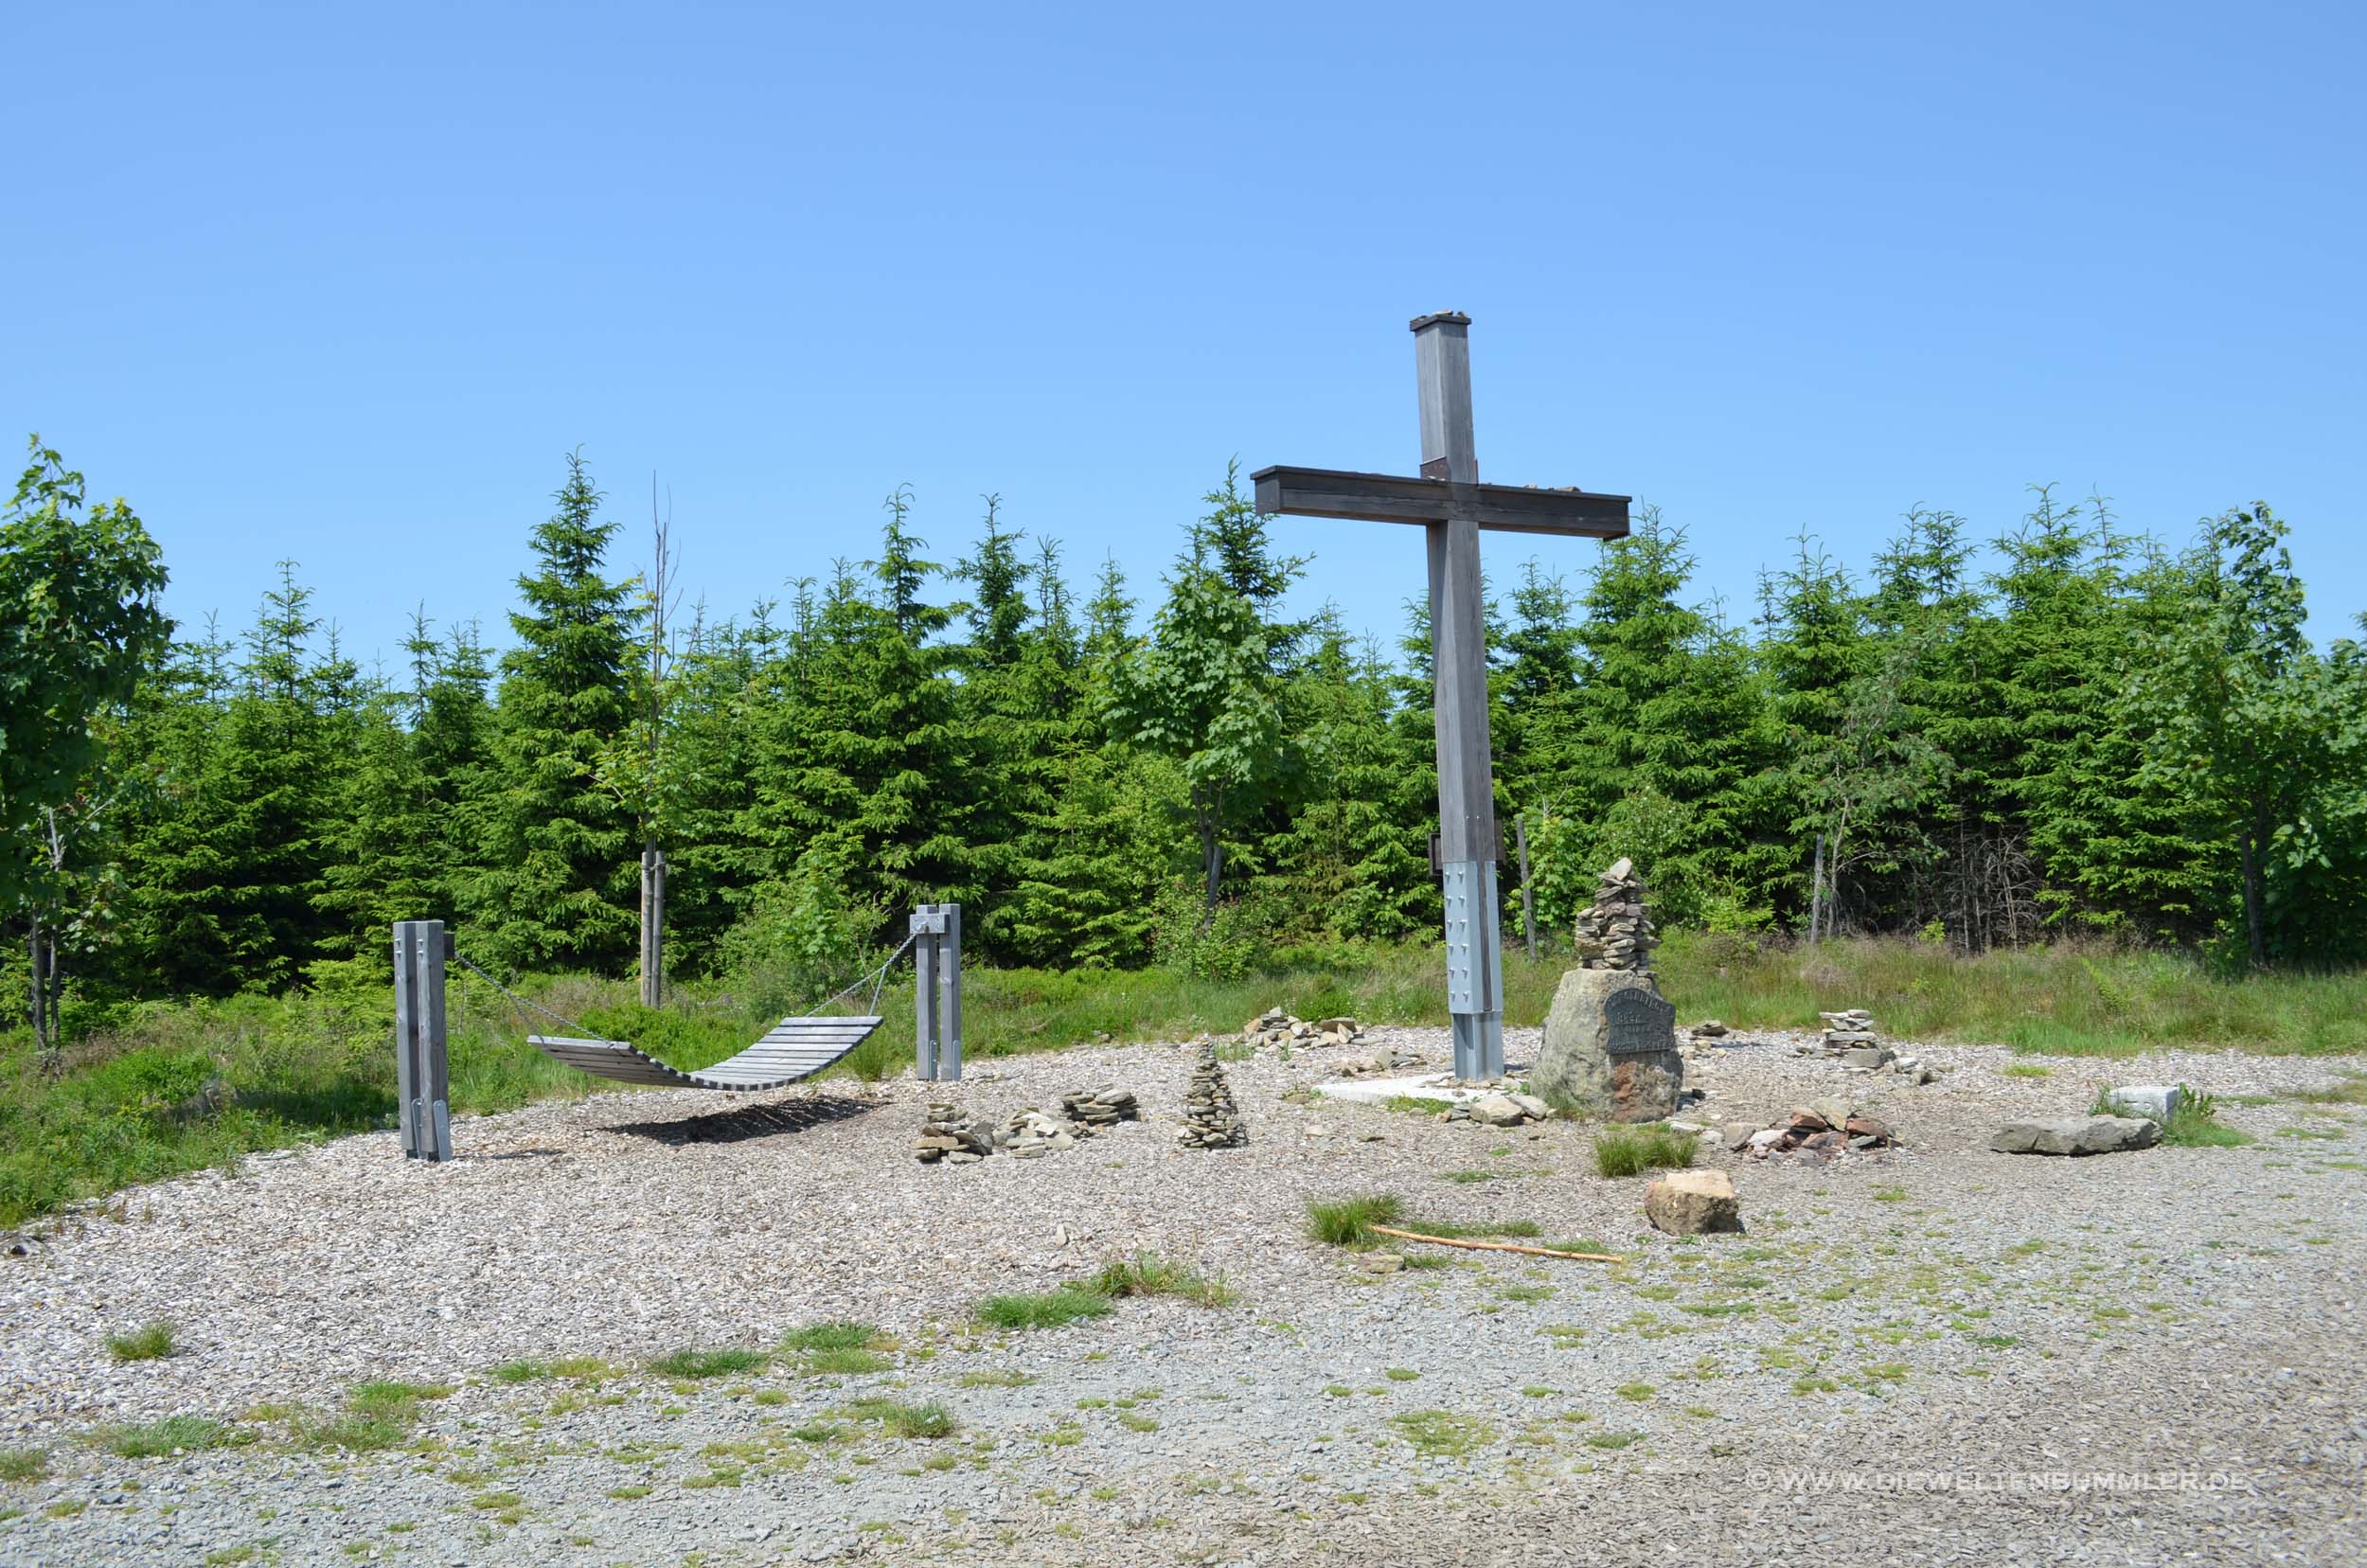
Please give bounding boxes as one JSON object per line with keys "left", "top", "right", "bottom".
{"left": 1724, "top": 1100, "right": 1898, "bottom": 1162}
{"left": 1573, "top": 857, "right": 1654, "bottom": 971}
{"left": 1002, "top": 1107, "right": 1077, "bottom": 1158}
{"left": 1060, "top": 1086, "right": 1141, "bottom": 1130}
{"left": 1177, "top": 1041, "right": 1249, "bottom": 1150}
{"left": 1240, "top": 1007, "right": 1364, "bottom": 1052}
{"left": 914, "top": 1102, "right": 993, "bottom": 1165}
{"left": 1801, "top": 1008, "right": 1934, "bottom": 1084}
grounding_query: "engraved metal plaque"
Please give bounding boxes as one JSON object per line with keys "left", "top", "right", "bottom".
{"left": 1603, "top": 987, "right": 1676, "bottom": 1057}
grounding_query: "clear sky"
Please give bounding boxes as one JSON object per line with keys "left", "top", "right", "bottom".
{"left": 8, "top": 2, "right": 2361, "bottom": 672}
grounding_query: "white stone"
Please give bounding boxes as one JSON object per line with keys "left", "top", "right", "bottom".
{"left": 2101, "top": 1084, "right": 2183, "bottom": 1122}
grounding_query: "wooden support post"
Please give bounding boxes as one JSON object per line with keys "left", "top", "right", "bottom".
{"left": 1516, "top": 813, "right": 1537, "bottom": 960}
{"left": 640, "top": 849, "right": 666, "bottom": 1007}
{"left": 391, "top": 920, "right": 453, "bottom": 1162}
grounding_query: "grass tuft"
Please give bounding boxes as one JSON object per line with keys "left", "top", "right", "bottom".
{"left": 845, "top": 1399, "right": 956, "bottom": 1439}
{"left": 1593, "top": 1124, "right": 1698, "bottom": 1178}
{"left": 975, "top": 1289, "right": 1113, "bottom": 1331}
{"left": 95, "top": 1416, "right": 241, "bottom": 1458}
{"left": 104, "top": 1321, "right": 176, "bottom": 1363}
{"left": 1306, "top": 1193, "right": 1405, "bottom": 1249}
{"left": 0, "top": 1448, "right": 49, "bottom": 1484}
{"left": 648, "top": 1348, "right": 768, "bottom": 1380}
{"left": 1086, "top": 1253, "right": 1237, "bottom": 1308}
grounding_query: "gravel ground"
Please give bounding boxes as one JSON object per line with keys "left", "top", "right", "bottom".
{"left": 2, "top": 1025, "right": 2362, "bottom": 1566}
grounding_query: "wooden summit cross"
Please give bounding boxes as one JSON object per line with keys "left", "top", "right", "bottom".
{"left": 1254, "top": 312, "right": 1630, "bottom": 1080}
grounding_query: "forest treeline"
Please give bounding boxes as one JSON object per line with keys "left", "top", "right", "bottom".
{"left": 7, "top": 437, "right": 2365, "bottom": 1052}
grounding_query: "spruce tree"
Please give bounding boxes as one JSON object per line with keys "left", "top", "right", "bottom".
{"left": 461, "top": 452, "right": 636, "bottom": 971}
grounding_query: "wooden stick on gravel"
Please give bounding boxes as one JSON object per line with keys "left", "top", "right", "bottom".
{"left": 1368, "top": 1225, "right": 1624, "bottom": 1264}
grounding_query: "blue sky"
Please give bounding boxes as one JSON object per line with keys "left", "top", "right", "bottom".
{"left": 7, "top": 2, "right": 2361, "bottom": 672}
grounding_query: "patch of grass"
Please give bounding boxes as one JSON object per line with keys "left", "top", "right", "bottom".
{"left": 1872, "top": 1185, "right": 1909, "bottom": 1203}
{"left": 1384, "top": 1367, "right": 1420, "bottom": 1382}
{"left": 1586, "top": 1432, "right": 1639, "bottom": 1450}
{"left": 1593, "top": 1124, "right": 1697, "bottom": 1179}
{"left": 1614, "top": 1383, "right": 1655, "bottom": 1401}
{"left": 975, "top": 1289, "right": 1113, "bottom": 1332}
{"left": 845, "top": 1399, "right": 956, "bottom": 1439}
{"left": 489, "top": 1361, "right": 548, "bottom": 1383}
{"left": 0, "top": 1448, "right": 49, "bottom": 1484}
{"left": 1388, "top": 1411, "right": 1496, "bottom": 1458}
{"left": 649, "top": 1348, "right": 768, "bottom": 1380}
{"left": 104, "top": 1320, "right": 177, "bottom": 1363}
{"left": 2294, "top": 1077, "right": 2367, "bottom": 1106}
{"left": 780, "top": 1322, "right": 881, "bottom": 1353}
{"left": 1306, "top": 1193, "right": 1405, "bottom": 1248}
{"left": 296, "top": 1381, "right": 453, "bottom": 1452}
{"left": 1086, "top": 1253, "right": 1237, "bottom": 1308}
{"left": 955, "top": 1368, "right": 1036, "bottom": 1389}
{"left": 96, "top": 1415, "right": 241, "bottom": 1458}
{"left": 1381, "top": 1096, "right": 1456, "bottom": 1115}
{"left": 2001, "top": 1063, "right": 2051, "bottom": 1078}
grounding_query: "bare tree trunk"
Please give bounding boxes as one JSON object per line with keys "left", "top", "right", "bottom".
{"left": 1807, "top": 834, "right": 1826, "bottom": 943}
{"left": 2240, "top": 820, "right": 2267, "bottom": 969}
{"left": 640, "top": 848, "right": 666, "bottom": 1007}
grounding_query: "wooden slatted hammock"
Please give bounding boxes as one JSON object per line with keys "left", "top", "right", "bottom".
{"left": 454, "top": 943, "right": 903, "bottom": 1095}
{"left": 527, "top": 1015, "right": 885, "bottom": 1092}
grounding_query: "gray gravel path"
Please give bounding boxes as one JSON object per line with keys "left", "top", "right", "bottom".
{"left": 2, "top": 1026, "right": 2361, "bottom": 1565}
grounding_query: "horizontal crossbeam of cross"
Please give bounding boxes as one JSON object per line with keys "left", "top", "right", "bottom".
{"left": 1249, "top": 465, "right": 1630, "bottom": 539}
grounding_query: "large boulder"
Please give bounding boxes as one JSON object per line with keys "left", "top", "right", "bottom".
{"left": 1535, "top": 969, "right": 1682, "bottom": 1121}
{"left": 1989, "top": 1115, "right": 2162, "bottom": 1156}
{"left": 1644, "top": 1169, "right": 1743, "bottom": 1235}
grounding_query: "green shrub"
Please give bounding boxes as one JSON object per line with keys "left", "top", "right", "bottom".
{"left": 105, "top": 1321, "right": 176, "bottom": 1363}
{"left": 1593, "top": 1124, "right": 1697, "bottom": 1178}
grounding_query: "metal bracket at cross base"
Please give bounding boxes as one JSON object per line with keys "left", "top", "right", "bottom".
{"left": 912, "top": 903, "right": 963, "bottom": 1081}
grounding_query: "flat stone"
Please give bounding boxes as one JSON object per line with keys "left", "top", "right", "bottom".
{"left": 1470, "top": 1093, "right": 1530, "bottom": 1128}
{"left": 1841, "top": 1045, "right": 1895, "bottom": 1070}
{"left": 1722, "top": 1122, "right": 1757, "bottom": 1151}
{"left": 1358, "top": 1253, "right": 1405, "bottom": 1274}
{"left": 1644, "top": 1169, "right": 1743, "bottom": 1236}
{"left": 1989, "top": 1115, "right": 2162, "bottom": 1156}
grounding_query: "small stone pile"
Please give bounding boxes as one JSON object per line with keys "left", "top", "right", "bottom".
{"left": 1177, "top": 1042, "right": 1249, "bottom": 1149}
{"left": 1573, "top": 858, "right": 1654, "bottom": 971}
{"left": 1332, "top": 1045, "right": 1426, "bottom": 1078}
{"left": 1447, "top": 1089, "right": 1553, "bottom": 1129}
{"left": 913, "top": 1103, "right": 993, "bottom": 1165}
{"left": 1002, "top": 1107, "right": 1079, "bottom": 1158}
{"left": 1800, "top": 1009, "right": 1936, "bottom": 1083}
{"left": 1240, "top": 1008, "right": 1364, "bottom": 1051}
{"left": 1060, "top": 1086, "right": 1140, "bottom": 1129}
{"left": 1725, "top": 1101, "right": 1899, "bottom": 1162}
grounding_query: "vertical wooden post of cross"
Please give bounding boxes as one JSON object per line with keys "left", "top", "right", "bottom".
{"left": 1414, "top": 313, "right": 1506, "bottom": 1080}
{"left": 391, "top": 919, "right": 454, "bottom": 1162}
